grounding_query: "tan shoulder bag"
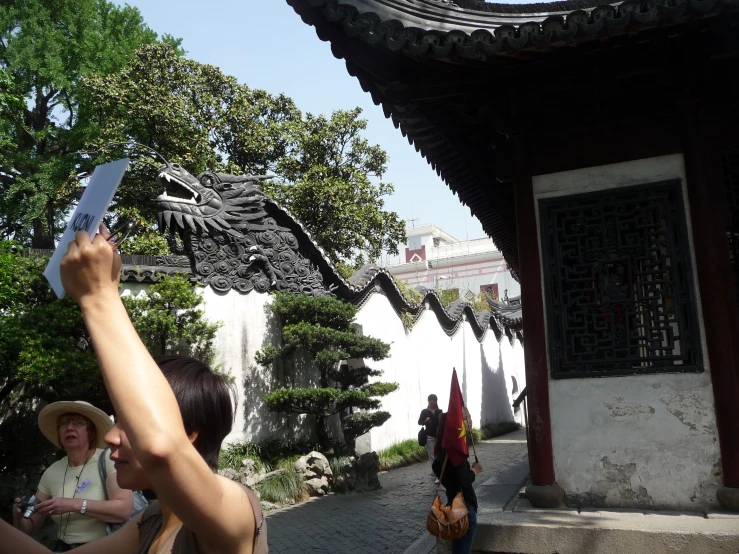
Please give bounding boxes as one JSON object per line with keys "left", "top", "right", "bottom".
{"left": 426, "top": 455, "right": 470, "bottom": 541}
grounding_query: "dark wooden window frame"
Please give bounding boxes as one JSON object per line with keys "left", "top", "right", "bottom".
{"left": 539, "top": 180, "right": 704, "bottom": 379}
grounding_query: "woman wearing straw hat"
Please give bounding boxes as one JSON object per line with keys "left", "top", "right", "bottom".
{"left": 12, "top": 401, "right": 134, "bottom": 551}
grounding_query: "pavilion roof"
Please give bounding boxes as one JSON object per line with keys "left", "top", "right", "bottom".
{"left": 287, "top": 0, "right": 736, "bottom": 277}
{"left": 289, "top": 0, "right": 732, "bottom": 60}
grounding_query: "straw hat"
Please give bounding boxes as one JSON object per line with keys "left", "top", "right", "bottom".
{"left": 38, "top": 401, "right": 113, "bottom": 449}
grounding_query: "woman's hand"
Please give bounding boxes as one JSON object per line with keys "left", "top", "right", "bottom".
{"left": 11, "top": 499, "right": 22, "bottom": 527}
{"left": 60, "top": 229, "right": 121, "bottom": 307}
{"left": 35, "top": 497, "right": 81, "bottom": 517}
{"left": 471, "top": 462, "right": 482, "bottom": 475}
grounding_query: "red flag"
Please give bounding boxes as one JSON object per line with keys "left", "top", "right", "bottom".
{"left": 441, "top": 368, "right": 469, "bottom": 466}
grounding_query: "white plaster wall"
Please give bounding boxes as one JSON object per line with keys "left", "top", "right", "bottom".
{"left": 355, "top": 293, "right": 525, "bottom": 453}
{"left": 533, "top": 154, "right": 722, "bottom": 509}
{"left": 120, "top": 284, "right": 317, "bottom": 446}
{"left": 121, "top": 283, "right": 525, "bottom": 454}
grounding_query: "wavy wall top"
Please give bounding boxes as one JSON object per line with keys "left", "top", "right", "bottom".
{"left": 115, "top": 165, "right": 523, "bottom": 343}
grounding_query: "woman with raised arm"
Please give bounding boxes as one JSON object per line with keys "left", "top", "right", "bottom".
{"left": 0, "top": 229, "right": 267, "bottom": 554}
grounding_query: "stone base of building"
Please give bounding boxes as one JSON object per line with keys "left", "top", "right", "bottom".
{"left": 436, "top": 503, "right": 739, "bottom": 554}
{"left": 525, "top": 483, "right": 564, "bottom": 508}
{"left": 717, "top": 486, "right": 739, "bottom": 512}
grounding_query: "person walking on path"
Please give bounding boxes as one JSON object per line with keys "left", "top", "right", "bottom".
{"left": 432, "top": 369, "right": 481, "bottom": 554}
{"left": 418, "top": 394, "right": 443, "bottom": 483}
{"left": 432, "top": 413, "right": 482, "bottom": 554}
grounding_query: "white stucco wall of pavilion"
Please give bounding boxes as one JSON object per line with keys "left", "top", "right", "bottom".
{"left": 532, "top": 154, "right": 722, "bottom": 510}
{"left": 120, "top": 283, "right": 525, "bottom": 455}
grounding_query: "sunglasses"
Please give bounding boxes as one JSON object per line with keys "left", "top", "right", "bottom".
{"left": 107, "top": 219, "right": 137, "bottom": 248}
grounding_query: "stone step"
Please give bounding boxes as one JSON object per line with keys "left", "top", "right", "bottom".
{"left": 436, "top": 506, "right": 739, "bottom": 554}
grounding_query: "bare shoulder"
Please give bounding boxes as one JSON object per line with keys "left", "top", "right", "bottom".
{"left": 216, "top": 474, "right": 247, "bottom": 493}
{"left": 216, "top": 474, "right": 255, "bottom": 515}
{"left": 201, "top": 475, "right": 256, "bottom": 553}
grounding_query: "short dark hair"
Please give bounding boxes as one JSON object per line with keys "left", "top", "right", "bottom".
{"left": 154, "top": 355, "right": 236, "bottom": 469}
{"left": 428, "top": 394, "right": 438, "bottom": 402}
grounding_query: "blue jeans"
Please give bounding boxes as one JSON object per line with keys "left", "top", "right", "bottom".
{"left": 451, "top": 502, "right": 477, "bottom": 554}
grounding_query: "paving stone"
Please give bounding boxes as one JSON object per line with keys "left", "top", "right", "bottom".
{"left": 265, "top": 428, "right": 529, "bottom": 553}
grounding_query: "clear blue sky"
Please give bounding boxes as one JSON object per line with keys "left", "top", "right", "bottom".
{"left": 113, "top": 0, "right": 492, "bottom": 244}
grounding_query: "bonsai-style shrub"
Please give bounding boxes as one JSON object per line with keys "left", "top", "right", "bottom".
{"left": 257, "top": 292, "right": 398, "bottom": 451}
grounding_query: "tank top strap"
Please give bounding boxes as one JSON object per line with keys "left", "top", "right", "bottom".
{"left": 244, "top": 486, "right": 268, "bottom": 554}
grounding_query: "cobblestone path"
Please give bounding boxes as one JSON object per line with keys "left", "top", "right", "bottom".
{"left": 266, "top": 428, "right": 529, "bottom": 554}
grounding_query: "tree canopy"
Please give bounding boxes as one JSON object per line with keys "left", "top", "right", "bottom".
{"left": 80, "top": 44, "right": 406, "bottom": 267}
{"left": 122, "top": 274, "right": 220, "bottom": 367}
{"left": 0, "top": 243, "right": 220, "bottom": 514}
{"left": 0, "top": 0, "right": 182, "bottom": 248}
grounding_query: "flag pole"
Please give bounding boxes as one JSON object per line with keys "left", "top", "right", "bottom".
{"left": 455, "top": 366, "right": 480, "bottom": 465}
{"left": 465, "top": 405, "right": 480, "bottom": 464}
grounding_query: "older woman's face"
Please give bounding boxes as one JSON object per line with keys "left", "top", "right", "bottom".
{"left": 57, "top": 413, "right": 92, "bottom": 451}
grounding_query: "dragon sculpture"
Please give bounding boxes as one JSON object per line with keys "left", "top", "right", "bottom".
{"left": 156, "top": 163, "right": 328, "bottom": 296}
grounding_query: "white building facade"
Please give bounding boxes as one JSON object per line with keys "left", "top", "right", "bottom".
{"left": 385, "top": 224, "right": 521, "bottom": 302}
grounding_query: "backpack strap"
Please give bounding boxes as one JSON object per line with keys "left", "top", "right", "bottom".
{"left": 98, "top": 447, "right": 110, "bottom": 499}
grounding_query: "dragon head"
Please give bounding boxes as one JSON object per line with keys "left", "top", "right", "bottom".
{"left": 156, "top": 164, "right": 270, "bottom": 235}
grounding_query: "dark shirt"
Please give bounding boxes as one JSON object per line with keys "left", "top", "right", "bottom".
{"left": 418, "top": 408, "right": 442, "bottom": 437}
{"left": 432, "top": 448, "right": 477, "bottom": 512}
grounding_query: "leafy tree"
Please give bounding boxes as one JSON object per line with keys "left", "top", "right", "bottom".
{"left": 0, "top": 244, "right": 220, "bottom": 512}
{"left": 0, "top": 0, "right": 180, "bottom": 247}
{"left": 392, "top": 276, "right": 424, "bottom": 305}
{"left": 81, "top": 45, "right": 405, "bottom": 266}
{"left": 80, "top": 44, "right": 303, "bottom": 255}
{"left": 267, "top": 108, "right": 406, "bottom": 267}
{"left": 122, "top": 274, "right": 220, "bottom": 367}
{"left": 257, "top": 292, "right": 398, "bottom": 452}
{"left": 470, "top": 291, "right": 490, "bottom": 314}
{"left": 0, "top": 243, "right": 102, "bottom": 406}
{"left": 437, "top": 287, "right": 460, "bottom": 307}
{"left": 0, "top": 242, "right": 104, "bottom": 509}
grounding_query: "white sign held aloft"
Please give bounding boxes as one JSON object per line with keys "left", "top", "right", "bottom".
{"left": 44, "top": 158, "right": 130, "bottom": 299}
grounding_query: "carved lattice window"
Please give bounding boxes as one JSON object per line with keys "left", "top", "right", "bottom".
{"left": 539, "top": 181, "right": 703, "bottom": 379}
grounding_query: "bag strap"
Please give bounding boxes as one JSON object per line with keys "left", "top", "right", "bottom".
{"left": 435, "top": 454, "right": 449, "bottom": 495}
{"left": 98, "top": 447, "right": 110, "bottom": 500}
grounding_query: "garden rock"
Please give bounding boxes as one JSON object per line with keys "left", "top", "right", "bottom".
{"left": 242, "top": 458, "right": 257, "bottom": 474}
{"left": 238, "top": 457, "right": 267, "bottom": 489}
{"left": 218, "top": 468, "right": 240, "bottom": 482}
{"left": 260, "top": 501, "right": 279, "bottom": 511}
{"left": 334, "top": 452, "right": 381, "bottom": 492}
{"left": 294, "top": 451, "right": 333, "bottom": 496}
{"left": 218, "top": 457, "right": 288, "bottom": 498}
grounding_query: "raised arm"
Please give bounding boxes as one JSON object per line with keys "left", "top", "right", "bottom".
{"left": 60, "top": 231, "right": 253, "bottom": 551}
